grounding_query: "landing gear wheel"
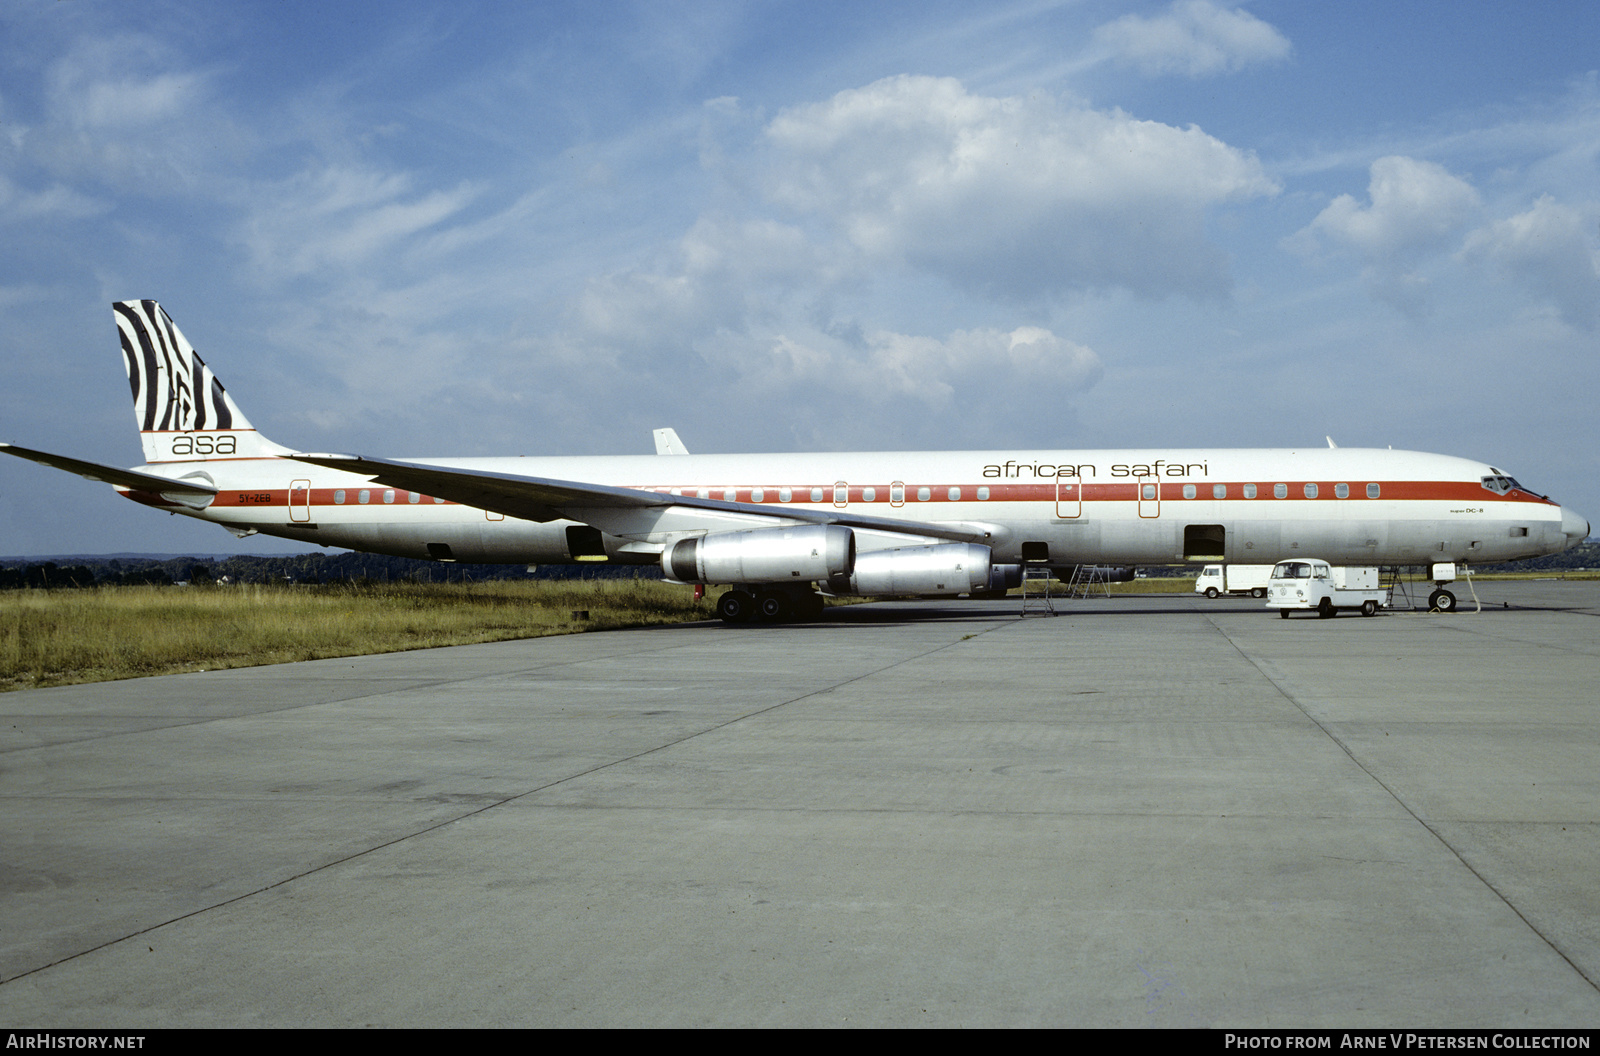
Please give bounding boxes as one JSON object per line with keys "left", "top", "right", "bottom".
{"left": 1205, "top": 587, "right": 1219, "bottom": 599}
{"left": 1429, "top": 588, "right": 1457, "bottom": 613}
{"left": 717, "top": 590, "right": 754, "bottom": 624}
{"left": 1361, "top": 599, "right": 1379, "bottom": 617}
{"left": 756, "top": 590, "right": 789, "bottom": 622}
{"left": 1252, "top": 587, "right": 1267, "bottom": 599}
{"left": 1317, "top": 597, "right": 1336, "bottom": 619}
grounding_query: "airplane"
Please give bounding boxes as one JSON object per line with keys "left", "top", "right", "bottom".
{"left": 2, "top": 300, "right": 1589, "bottom": 622}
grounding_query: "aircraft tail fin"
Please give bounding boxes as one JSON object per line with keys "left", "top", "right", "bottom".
{"left": 114, "top": 300, "right": 291, "bottom": 464}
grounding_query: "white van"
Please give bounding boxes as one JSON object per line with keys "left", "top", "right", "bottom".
{"left": 1266, "top": 561, "right": 1385, "bottom": 618}
{"left": 1194, "top": 564, "right": 1272, "bottom": 599}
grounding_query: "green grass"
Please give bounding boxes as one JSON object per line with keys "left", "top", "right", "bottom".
{"left": 0, "top": 579, "right": 713, "bottom": 691}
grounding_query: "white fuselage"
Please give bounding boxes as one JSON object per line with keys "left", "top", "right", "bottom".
{"left": 123, "top": 445, "right": 1582, "bottom": 570}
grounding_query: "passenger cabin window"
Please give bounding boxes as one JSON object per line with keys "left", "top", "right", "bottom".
{"left": 862, "top": 487, "right": 876, "bottom": 502}
{"left": 1304, "top": 483, "right": 1318, "bottom": 498}
{"left": 1213, "top": 485, "right": 1226, "bottom": 499}
{"left": 976, "top": 487, "right": 989, "bottom": 501}
{"left": 1182, "top": 484, "right": 1196, "bottom": 499}
{"left": 890, "top": 482, "right": 905, "bottom": 506}
{"left": 1273, "top": 483, "right": 1288, "bottom": 499}
{"left": 383, "top": 489, "right": 395, "bottom": 504}
{"left": 723, "top": 489, "right": 736, "bottom": 502}
{"left": 409, "top": 492, "right": 420, "bottom": 504}
{"left": 358, "top": 489, "right": 370, "bottom": 504}
{"left": 917, "top": 486, "right": 931, "bottom": 502}
{"left": 334, "top": 489, "right": 346, "bottom": 504}
{"left": 779, "top": 488, "right": 792, "bottom": 502}
{"left": 810, "top": 487, "right": 824, "bottom": 502}
{"left": 751, "top": 488, "right": 765, "bottom": 503}
{"left": 948, "top": 487, "right": 961, "bottom": 501}
{"left": 1335, "top": 483, "right": 1349, "bottom": 499}
{"left": 1243, "top": 484, "right": 1257, "bottom": 499}
{"left": 1366, "top": 483, "right": 1380, "bottom": 498}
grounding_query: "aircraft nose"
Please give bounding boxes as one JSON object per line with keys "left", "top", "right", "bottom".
{"left": 1561, "top": 506, "right": 1591, "bottom": 547}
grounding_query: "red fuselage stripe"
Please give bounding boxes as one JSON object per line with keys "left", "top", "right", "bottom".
{"left": 132, "top": 480, "right": 1556, "bottom": 510}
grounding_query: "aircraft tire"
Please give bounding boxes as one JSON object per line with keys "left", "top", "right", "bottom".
{"left": 1429, "top": 589, "right": 1457, "bottom": 613}
{"left": 1361, "top": 600, "right": 1379, "bottom": 617}
{"left": 1317, "top": 597, "right": 1336, "bottom": 619}
{"left": 717, "top": 590, "right": 754, "bottom": 624}
{"left": 1205, "top": 587, "right": 1219, "bottom": 599}
{"left": 755, "top": 590, "right": 789, "bottom": 622}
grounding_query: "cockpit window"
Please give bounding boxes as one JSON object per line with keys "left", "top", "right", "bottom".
{"left": 1481, "top": 475, "right": 1523, "bottom": 495}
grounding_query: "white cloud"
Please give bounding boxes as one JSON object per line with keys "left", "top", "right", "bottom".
{"left": 15, "top": 32, "right": 242, "bottom": 197}
{"left": 1093, "top": 1, "right": 1291, "bottom": 78}
{"left": 1299, "top": 156, "right": 1481, "bottom": 261}
{"left": 74, "top": 72, "right": 205, "bottom": 129}
{"left": 863, "top": 326, "right": 1102, "bottom": 406}
{"left": 688, "top": 324, "right": 1102, "bottom": 424}
{"left": 764, "top": 75, "right": 1277, "bottom": 300}
{"left": 0, "top": 173, "right": 104, "bottom": 223}
{"left": 1462, "top": 196, "right": 1600, "bottom": 330}
{"left": 45, "top": 34, "right": 208, "bottom": 130}
{"left": 1287, "top": 156, "right": 1483, "bottom": 317}
{"left": 237, "top": 166, "right": 478, "bottom": 280}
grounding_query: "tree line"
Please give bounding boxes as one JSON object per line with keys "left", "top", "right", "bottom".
{"left": 0, "top": 552, "right": 661, "bottom": 589}
{"left": 2, "top": 541, "right": 1593, "bottom": 591}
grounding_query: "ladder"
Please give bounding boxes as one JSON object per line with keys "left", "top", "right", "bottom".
{"left": 1020, "top": 565, "right": 1057, "bottom": 616}
{"left": 1064, "top": 564, "right": 1115, "bottom": 599}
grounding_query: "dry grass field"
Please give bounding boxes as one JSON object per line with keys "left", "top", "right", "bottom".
{"left": 0, "top": 579, "right": 713, "bottom": 691}
{"left": 4, "top": 569, "right": 1591, "bottom": 692}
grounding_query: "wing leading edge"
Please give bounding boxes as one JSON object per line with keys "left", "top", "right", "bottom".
{"left": 287, "top": 452, "right": 992, "bottom": 545}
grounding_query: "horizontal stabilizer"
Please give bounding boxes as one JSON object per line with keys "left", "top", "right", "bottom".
{"left": 1, "top": 442, "right": 218, "bottom": 496}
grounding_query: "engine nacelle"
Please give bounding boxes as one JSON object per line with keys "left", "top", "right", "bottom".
{"left": 826, "top": 543, "right": 995, "bottom": 596}
{"left": 664, "top": 524, "right": 855, "bottom": 584}
{"left": 988, "top": 563, "right": 1022, "bottom": 592}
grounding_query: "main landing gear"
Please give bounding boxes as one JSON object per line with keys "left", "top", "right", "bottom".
{"left": 715, "top": 586, "right": 826, "bottom": 624}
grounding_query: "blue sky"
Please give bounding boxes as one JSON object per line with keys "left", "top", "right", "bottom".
{"left": 1, "top": 0, "right": 1596, "bottom": 556}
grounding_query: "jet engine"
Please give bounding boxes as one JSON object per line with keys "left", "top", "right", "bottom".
{"left": 664, "top": 524, "right": 855, "bottom": 584}
{"left": 826, "top": 543, "right": 996, "bottom": 596}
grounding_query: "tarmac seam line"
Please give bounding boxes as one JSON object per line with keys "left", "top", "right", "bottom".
{"left": 0, "top": 619, "right": 1010, "bottom": 987}
{"left": 1201, "top": 611, "right": 1600, "bottom": 996}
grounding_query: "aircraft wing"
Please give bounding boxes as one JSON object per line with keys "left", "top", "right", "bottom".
{"left": 1, "top": 442, "right": 218, "bottom": 499}
{"left": 288, "top": 452, "right": 990, "bottom": 544}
